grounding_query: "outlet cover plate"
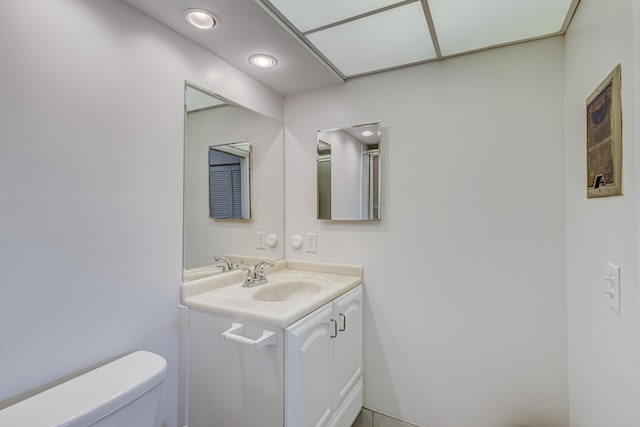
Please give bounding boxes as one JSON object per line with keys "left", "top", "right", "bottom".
{"left": 257, "top": 231, "right": 266, "bottom": 250}
{"left": 305, "top": 233, "right": 317, "bottom": 253}
{"left": 606, "top": 262, "right": 620, "bottom": 313}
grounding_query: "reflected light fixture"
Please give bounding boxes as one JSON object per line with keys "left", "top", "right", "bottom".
{"left": 184, "top": 9, "right": 217, "bottom": 29}
{"left": 361, "top": 131, "right": 374, "bottom": 137}
{"left": 249, "top": 53, "right": 278, "bottom": 69}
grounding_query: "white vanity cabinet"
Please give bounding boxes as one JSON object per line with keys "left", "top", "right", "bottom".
{"left": 285, "top": 285, "right": 363, "bottom": 427}
{"left": 187, "top": 284, "right": 363, "bottom": 427}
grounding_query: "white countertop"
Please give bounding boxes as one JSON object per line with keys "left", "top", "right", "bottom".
{"left": 181, "top": 260, "right": 363, "bottom": 327}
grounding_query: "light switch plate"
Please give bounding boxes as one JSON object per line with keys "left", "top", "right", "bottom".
{"left": 605, "top": 262, "right": 620, "bottom": 313}
{"left": 305, "top": 233, "right": 317, "bottom": 253}
{"left": 256, "top": 231, "right": 266, "bottom": 250}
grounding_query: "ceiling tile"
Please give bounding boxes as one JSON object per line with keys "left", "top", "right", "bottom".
{"left": 429, "top": 0, "right": 573, "bottom": 55}
{"left": 306, "top": 2, "right": 437, "bottom": 76}
{"left": 267, "top": 0, "right": 402, "bottom": 32}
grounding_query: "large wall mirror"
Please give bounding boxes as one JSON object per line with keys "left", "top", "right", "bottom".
{"left": 317, "top": 123, "right": 381, "bottom": 221}
{"left": 183, "top": 83, "right": 284, "bottom": 281}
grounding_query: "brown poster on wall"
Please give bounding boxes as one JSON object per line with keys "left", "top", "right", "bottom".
{"left": 586, "top": 64, "right": 622, "bottom": 198}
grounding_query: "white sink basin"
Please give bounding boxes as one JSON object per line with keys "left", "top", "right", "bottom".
{"left": 181, "top": 260, "right": 363, "bottom": 327}
{"left": 252, "top": 279, "right": 323, "bottom": 302}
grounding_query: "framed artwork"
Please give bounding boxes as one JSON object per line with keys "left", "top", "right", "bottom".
{"left": 586, "top": 64, "right": 622, "bottom": 198}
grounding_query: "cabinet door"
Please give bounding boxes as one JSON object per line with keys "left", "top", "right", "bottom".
{"left": 332, "top": 286, "right": 363, "bottom": 407}
{"left": 285, "top": 304, "right": 335, "bottom": 427}
{"left": 189, "top": 310, "right": 284, "bottom": 427}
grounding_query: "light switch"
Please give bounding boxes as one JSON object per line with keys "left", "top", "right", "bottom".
{"left": 305, "top": 233, "right": 317, "bottom": 253}
{"left": 256, "top": 231, "right": 266, "bottom": 250}
{"left": 604, "top": 262, "right": 620, "bottom": 313}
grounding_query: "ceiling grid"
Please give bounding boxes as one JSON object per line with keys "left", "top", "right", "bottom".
{"left": 259, "top": 0, "right": 577, "bottom": 78}
{"left": 302, "top": 0, "right": 418, "bottom": 36}
{"left": 122, "top": 0, "right": 582, "bottom": 95}
{"left": 420, "top": 0, "right": 442, "bottom": 58}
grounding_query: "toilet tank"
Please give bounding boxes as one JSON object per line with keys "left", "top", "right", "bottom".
{"left": 0, "top": 350, "right": 167, "bottom": 427}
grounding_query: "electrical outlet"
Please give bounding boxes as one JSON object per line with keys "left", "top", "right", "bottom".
{"left": 256, "top": 231, "right": 266, "bottom": 250}
{"left": 305, "top": 233, "right": 317, "bottom": 253}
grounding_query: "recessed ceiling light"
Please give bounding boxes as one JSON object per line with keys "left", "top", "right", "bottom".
{"left": 249, "top": 54, "right": 278, "bottom": 69}
{"left": 361, "top": 131, "right": 374, "bottom": 137}
{"left": 184, "top": 9, "right": 217, "bottom": 30}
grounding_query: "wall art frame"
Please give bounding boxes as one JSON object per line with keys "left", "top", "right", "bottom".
{"left": 586, "top": 64, "right": 622, "bottom": 198}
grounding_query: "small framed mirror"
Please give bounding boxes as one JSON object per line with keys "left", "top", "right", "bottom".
{"left": 208, "top": 141, "right": 252, "bottom": 220}
{"left": 317, "top": 122, "right": 381, "bottom": 221}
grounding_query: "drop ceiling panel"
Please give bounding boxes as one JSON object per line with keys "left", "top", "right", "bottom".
{"left": 429, "top": 0, "right": 573, "bottom": 55}
{"left": 122, "top": 0, "right": 580, "bottom": 95}
{"left": 267, "top": 0, "right": 402, "bottom": 32}
{"left": 306, "top": 2, "right": 436, "bottom": 76}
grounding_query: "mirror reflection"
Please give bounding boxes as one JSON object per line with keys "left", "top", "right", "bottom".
{"left": 183, "top": 84, "right": 284, "bottom": 281}
{"left": 317, "top": 123, "right": 381, "bottom": 221}
{"left": 208, "top": 141, "right": 252, "bottom": 220}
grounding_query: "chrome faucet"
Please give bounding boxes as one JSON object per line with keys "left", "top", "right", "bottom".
{"left": 244, "top": 260, "right": 276, "bottom": 287}
{"left": 214, "top": 256, "right": 241, "bottom": 272}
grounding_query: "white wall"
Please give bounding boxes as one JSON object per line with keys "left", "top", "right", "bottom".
{"left": 184, "top": 105, "right": 284, "bottom": 268}
{"left": 564, "top": 0, "right": 640, "bottom": 425}
{"left": 0, "top": 0, "right": 282, "bottom": 425}
{"left": 285, "top": 37, "right": 568, "bottom": 427}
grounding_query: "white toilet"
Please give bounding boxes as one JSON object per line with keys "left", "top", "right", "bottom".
{"left": 0, "top": 350, "right": 167, "bottom": 426}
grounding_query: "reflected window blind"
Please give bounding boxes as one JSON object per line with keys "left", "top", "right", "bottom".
{"left": 209, "top": 164, "right": 242, "bottom": 218}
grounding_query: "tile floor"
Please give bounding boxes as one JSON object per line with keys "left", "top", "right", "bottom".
{"left": 352, "top": 408, "right": 420, "bottom": 427}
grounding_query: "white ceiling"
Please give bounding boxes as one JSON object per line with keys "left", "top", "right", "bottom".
{"left": 123, "top": 0, "right": 580, "bottom": 96}
{"left": 343, "top": 124, "right": 381, "bottom": 146}
{"left": 123, "top": 0, "right": 343, "bottom": 96}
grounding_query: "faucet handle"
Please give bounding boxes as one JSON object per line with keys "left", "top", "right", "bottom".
{"left": 242, "top": 260, "right": 275, "bottom": 287}
{"left": 255, "top": 260, "right": 276, "bottom": 268}
{"left": 214, "top": 256, "right": 233, "bottom": 271}
{"left": 254, "top": 260, "right": 276, "bottom": 278}
{"left": 242, "top": 267, "right": 258, "bottom": 287}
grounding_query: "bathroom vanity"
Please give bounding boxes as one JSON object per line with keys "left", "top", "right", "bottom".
{"left": 181, "top": 260, "right": 363, "bottom": 427}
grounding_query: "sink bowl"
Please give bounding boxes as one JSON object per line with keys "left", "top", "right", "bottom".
{"left": 253, "top": 279, "right": 323, "bottom": 302}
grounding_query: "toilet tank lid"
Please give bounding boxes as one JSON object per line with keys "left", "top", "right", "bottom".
{"left": 0, "top": 350, "right": 167, "bottom": 427}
